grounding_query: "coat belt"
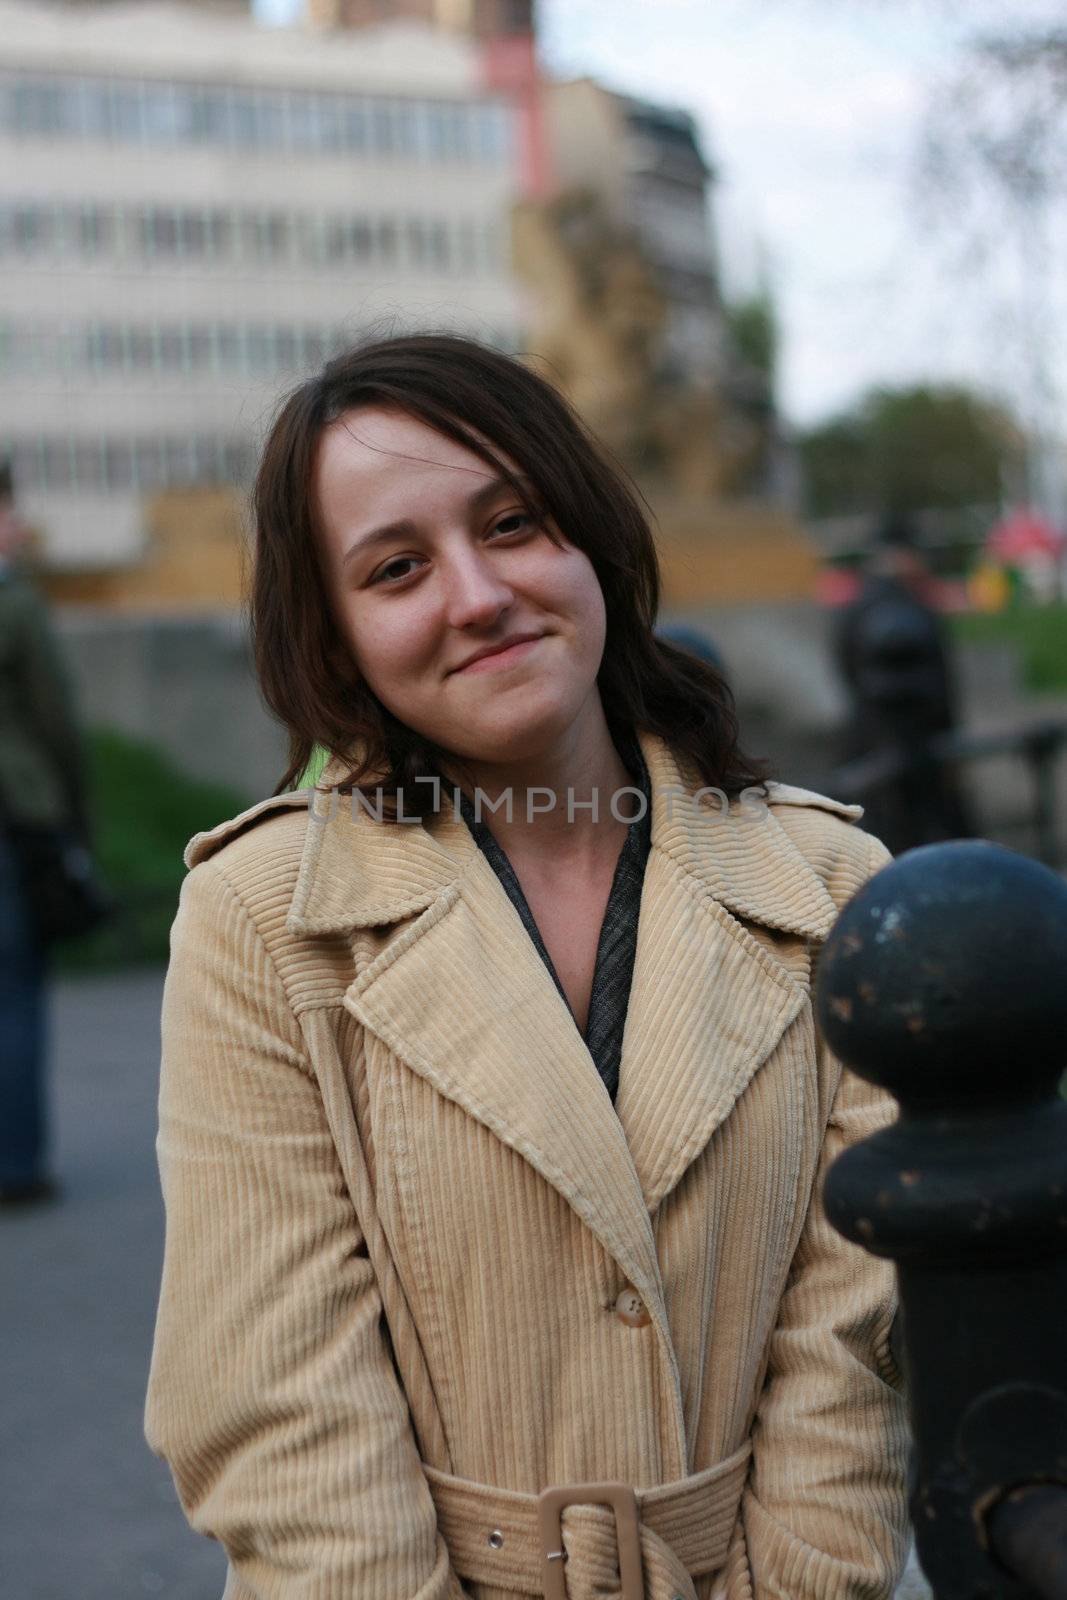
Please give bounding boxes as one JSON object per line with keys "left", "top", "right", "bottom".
{"left": 421, "top": 1440, "right": 752, "bottom": 1598}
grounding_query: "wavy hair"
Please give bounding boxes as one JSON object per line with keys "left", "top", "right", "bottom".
{"left": 250, "top": 332, "right": 769, "bottom": 812}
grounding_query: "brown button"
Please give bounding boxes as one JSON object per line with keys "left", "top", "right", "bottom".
{"left": 614, "top": 1286, "right": 651, "bottom": 1328}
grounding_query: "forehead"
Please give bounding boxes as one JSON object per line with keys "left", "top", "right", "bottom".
{"left": 314, "top": 405, "right": 519, "bottom": 524}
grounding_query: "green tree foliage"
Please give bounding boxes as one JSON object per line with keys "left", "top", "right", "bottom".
{"left": 797, "top": 382, "right": 1024, "bottom": 518}
{"left": 725, "top": 290, "right": 779, "bottom": 388}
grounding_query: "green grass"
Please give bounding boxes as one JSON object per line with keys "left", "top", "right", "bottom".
{"left": 52, "top": 727, "right": 254, "bottom": 974}
{"left": 951, "top": 603, "right": 1067, "bottom": 694}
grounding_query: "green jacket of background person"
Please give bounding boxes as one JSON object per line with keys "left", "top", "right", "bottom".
{"left": 0, "top": 556, "right": 92, "bottom": 842}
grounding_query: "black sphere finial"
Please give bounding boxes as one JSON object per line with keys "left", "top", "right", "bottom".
{"left": 816, "top": 840, "right": 1067, "bottom": 1109}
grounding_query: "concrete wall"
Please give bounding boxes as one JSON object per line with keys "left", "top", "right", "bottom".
{"left": 55, "top": 608, "right": 288, "bottom": 803}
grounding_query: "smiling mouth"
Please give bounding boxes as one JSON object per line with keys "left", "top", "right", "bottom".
{"left": 453, "top": 636, "right": 544, "bottom": 674}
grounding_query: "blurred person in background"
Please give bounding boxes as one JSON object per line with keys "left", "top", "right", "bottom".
{"left": 0, "top": 462, "right": 93, "bottom": 1205}
{"left": 834, "top": 511, "right": 973, "bottom": 853}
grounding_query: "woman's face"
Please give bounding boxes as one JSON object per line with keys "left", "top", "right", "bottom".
{"left": 313, "top": 405, "right": 608, "bottom": 767}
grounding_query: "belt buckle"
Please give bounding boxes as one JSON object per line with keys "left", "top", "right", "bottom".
{"left": 537, "top": 1480, "right": 643, "bottom": 1600}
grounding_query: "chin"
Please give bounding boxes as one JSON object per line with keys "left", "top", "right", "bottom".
{"left": 434, "top": 695, "right": 582, "bottom": 768}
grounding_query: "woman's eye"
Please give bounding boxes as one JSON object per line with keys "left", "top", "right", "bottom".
{"left": 490, "top": 512, "right": 535, "bottom": 538}
{"left": 370, "top": 556, "right": 421, "bottom": 585}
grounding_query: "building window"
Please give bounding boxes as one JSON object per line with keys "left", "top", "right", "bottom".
{"left": 456, "top": 217, "right": 478, "bottom": 272}
{"left": 321, "top": 219, "right": 348, "bottom": 263}
{"left": 302, "top": 328, "right": 328, "bottom": 368}
{"left": 187, "top": 327, "right": 213, "bottom": 370}
{"left": 108, "top": 81, "right": 145, "bottom": 142}
{"left": 254, "top": 91, "right": 286, "bottom": 148}
{"left": 343, "top": 99, "right": 368, "bottom": 154}
{"left": 371, "top": 98, "right": 396, "bottom": 155}
{"left": 163, "top": 436, "right": 196, "bottom": 484}
{"left": 377, "top": 217, "right": 398, "bottom": 265}
{"left": 244, "top": 326, "right": 276, "bottom": 374}
{"left": 75, "top": 79, "right": 112, "bottom": 141}
{"left": 425, "top": 101, "right": 446, "bottom": 158}
{"left": 133, "top": 437, "right": 165, "bottom": 491}
{"left": 158, "top": 327, "right": 187, "bottom": 372}
{"left": 405, "top": 217, "right": 425, "bottom": 269}
{"left": 177, "top": 210, "right": 208, "bottom": 257}
{"left": 86, "top": 324, "right": 125, "bottom": 373}
{"left": 10, "top": 438, "right": 43, "bottom": 490}
{"left": 76, "top": 204, "right": 111, "bottom": 254}
{"left": 142, "top": 82, "right": 190, "bottom": 143}
{"left": 220, "top": 439, "right": 250, "bottom": 484}
{"left": 286, "top": 91, "right": 319, "bottom": 151}
{"left": 188, "top": 85, "right": 231, "bottom": 145}
{"left": 0, "top": 432, "right": 262, "bottom": 494}
{"left": 13, "top": 80, "right": 63, "bottom": 136}
{"left": 265, "top": 213, "right": 290, "bottom": 259}
{"left": 127, "top": 327, "right": 156, "bottom": 372}
{"left": 241, "top": 212, "right": 289, "bottom": 261}
{"left": 427, "top": 218, "right": 449, "bottom": 270}
{"left": 274, "top": 328, "right": 298, "bottom": 370}
{"left": 43, "top": 437, "right": 75, "bottom": 492}
{"left": 137, "top": 208, "right": 179, "bottom": 256}
{"left": 214, "top": 326, "right": 241, "bottom": 370}
{"left": 393, "top": 99, "right": 418, "bottom": 156}
{"left": 229, "top": 88, "right": 259, "bottom": 148}
{"left": 0, "top": 70, "right": 502, "bottom": 165}
{"left": 73, "top": 438, "right": 104, "bottom": 491}
{"left": 13, "top": 204, "right": 52, "bottom": 253}
{"left": 477, "top": 101, "right": 512, "bottom": 162}
{"left": 204, "top": 210, "right": 232, "bottom": 258}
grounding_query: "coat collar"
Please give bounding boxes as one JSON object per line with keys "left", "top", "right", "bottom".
{"left": 284, "top": 729, "right": 848, "bottom": 943}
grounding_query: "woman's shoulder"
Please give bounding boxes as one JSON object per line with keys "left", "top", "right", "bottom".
{"left": 177, "top": 791, "right": 318, "bottom": 942}
{"left": 760, "top": 780, "right": 891, "bottom": 908}
{"left": 183, "top": 789, "right": 314, "bottom": 874}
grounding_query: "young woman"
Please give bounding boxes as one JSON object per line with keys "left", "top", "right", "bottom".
{"left": 145, "top": 335, "right": 909, "bottom": 1600}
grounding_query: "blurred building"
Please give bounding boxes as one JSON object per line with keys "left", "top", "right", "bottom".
{"left": 0, "top": 0, "right": 523, "bottom": 576}
{"left": 304, "top": 0, "right": 533, "bottom": 36}
{"left": 545, "top": 78, "right": 725, "bottom": 385}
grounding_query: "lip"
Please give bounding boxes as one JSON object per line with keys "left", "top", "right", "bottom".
{"left": 451, "top": 633, "right": 545, "bottom": 674}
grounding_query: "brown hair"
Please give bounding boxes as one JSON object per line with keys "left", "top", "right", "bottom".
{"left": 250, "top": 332, "right": 769, "bottom": 811}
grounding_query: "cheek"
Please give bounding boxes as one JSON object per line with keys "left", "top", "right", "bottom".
{"left": 340, "top": 595, "right": 432, "bottom": 701}
{"left": 560, "top": 557, "right": 607, "bottom": 657}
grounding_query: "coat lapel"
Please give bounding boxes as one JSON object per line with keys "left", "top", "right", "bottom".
{"left": 283, "top": 731, "right": 844, "bottom": 1307}
{"left": 615, "top": 736, "right": 834, "bottom": 1216}
{"left": 346, "top": 845, "right": 666, "bottom": 1313}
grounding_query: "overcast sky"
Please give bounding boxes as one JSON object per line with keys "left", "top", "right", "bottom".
{"left": 254, "top": 0, "right": 1066, "bottom": 431}
{"left": 538, "top": 0, "right": 1067, "bottom": 429}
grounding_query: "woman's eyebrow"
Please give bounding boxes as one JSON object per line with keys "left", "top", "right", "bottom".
{"left": 341, "top": 474, "right": 533, "bottom": 568}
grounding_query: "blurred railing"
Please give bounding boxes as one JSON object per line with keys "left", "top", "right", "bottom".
{"left": 832, "top": 718, "right": 1067, "bottom": 868}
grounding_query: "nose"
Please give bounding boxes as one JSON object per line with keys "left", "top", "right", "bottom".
{"left": 441, "top": 541, "right": 515, "bottom": 631}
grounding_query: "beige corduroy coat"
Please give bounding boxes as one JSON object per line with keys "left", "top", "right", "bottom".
{"left": 144, "top": 730, "right": 910, "bottom": 1600}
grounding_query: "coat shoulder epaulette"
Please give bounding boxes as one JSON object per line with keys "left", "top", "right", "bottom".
{"left": 183, "top": 789, "right": 313, "bottom": 871}
{"left": 761, "top": 781, "right": 863, "bottom": 823}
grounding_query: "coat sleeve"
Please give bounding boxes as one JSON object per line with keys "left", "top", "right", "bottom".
{"left": 144, "top": 856, "right": 467, "bottom": 1600}
{"left": 726, "top": 833, "right": 912, "bottom": 1600}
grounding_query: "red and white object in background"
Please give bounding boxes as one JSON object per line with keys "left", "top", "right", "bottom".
{"left": 986, "top": 508, "right": 1067, "bottom": 566}
{"left": 480, "top": 31, "right": 549, "bottom": 199}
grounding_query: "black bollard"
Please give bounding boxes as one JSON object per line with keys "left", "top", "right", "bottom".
{"left": 814, "top": 840, "right": 1067, "bottom": 1600}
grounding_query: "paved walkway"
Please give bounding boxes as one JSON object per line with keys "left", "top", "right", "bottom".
{"left": 0, "top": 966, "right": 931, "bottom": 1600}
{"left": 0, "top": 967, "right": 226, "bottom": 1600}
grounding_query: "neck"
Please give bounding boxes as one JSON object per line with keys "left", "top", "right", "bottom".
{"left": 440, "top": 702, "right": 637, "bottom": 866}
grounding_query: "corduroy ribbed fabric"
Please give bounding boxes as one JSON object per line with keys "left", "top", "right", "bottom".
{"left": 144, "top": 730, "right": 911, "bottom": 1600}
